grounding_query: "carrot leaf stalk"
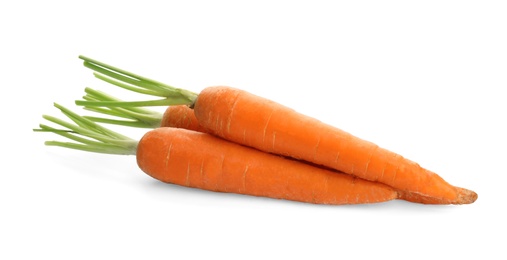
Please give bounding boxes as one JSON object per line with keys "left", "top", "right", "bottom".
{"left": 81, "top": 88, "right": 163, "bottom": 128}
{"left": 34, "top": 103, "right": 138, "bottom": 155}
{"left": 76, "top": 55, "right": 197, "bottom": 107}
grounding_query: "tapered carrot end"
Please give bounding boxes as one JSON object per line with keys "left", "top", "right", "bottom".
{"left": 397, "top": 187, "right": 478, "bottom": 205}
{"left": 455, "top": 187, "right": 478, "bottom": 204}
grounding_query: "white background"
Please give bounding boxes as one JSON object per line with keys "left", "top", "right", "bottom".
{"left": 2, "top": 1, "right": 506, "bottom": 259}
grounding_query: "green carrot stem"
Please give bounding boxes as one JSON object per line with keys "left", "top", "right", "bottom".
{"left": 44, "top": 141, "right": 136, "bottom": 155}
{"left": 83, "top": 87, "right": 160, "bottom": 115}
{"left": 83, "top": 61, "right": 168, "bottom": 94}
{"left": 34, "top": 103, "right": 138, "bottom": 155}
{"left": 82, "top": 106, "right": 135, "bottom": 120}
{"left": 75, "top": 98, "right": 190, "bottom": 107}
{"left": 53, "top": 103, "right": 131, "bottom": 141}
{"left": 77, "top": 88, "right": 164, "bottom": 128}
{"left": 79, "top": 55, "right": 198, "bottom": 104}
{"left": 93, "top": 73, "right": 165, "bottom": 97}
{"left": 83, "top": 116, "right": 158, "bottom": 128}
{"left": 38, "top": 124, "right": 105, "bottom": 145}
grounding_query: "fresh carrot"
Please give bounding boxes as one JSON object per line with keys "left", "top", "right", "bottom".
{"left": 75, "top": 56, "right": 477, "bottom": 204}
{"left": 80, "top": 88, "right": 473, "bottom": 205}
{"left": 160, "top": 105, "right": 208, "bottom": 132}
{"left": 35, "top": 104, "right": 399, "bottom": 205}
{"left": 194, "top": 86, "right": 477, "bottom": 205}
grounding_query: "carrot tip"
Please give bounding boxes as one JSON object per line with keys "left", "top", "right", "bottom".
{"left": 455, "top": 187, "right": 478, "bottom": 204}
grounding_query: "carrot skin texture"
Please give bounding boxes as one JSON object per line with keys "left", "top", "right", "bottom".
{"left": 136, "top": 128, "right": 398, "bottom": 205}
{"left": 161, "top": 105, "right": 207, "bottom": 132}
{"left": 193, "top": 86, "right": 476, "bottom": 204}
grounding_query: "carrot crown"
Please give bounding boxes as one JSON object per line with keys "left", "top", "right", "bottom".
{"left": 76, "top": 56, "right": 197, "bottom": 108}
{"left": 34, "top": 103, "right": 138, "bottom": 155}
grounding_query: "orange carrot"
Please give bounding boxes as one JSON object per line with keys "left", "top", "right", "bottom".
{"left": 161, "top": 105, "right": 207, "bottom": 132}
{"left": 36, "top": 104, "right": 399, "bottom": 205}
{"left": 193, "top": 86, "right": 477, "bottom": 204}
{"left": 138, "top": 128, "right": 398, "bottom": 205}
{"left": 75, "top": 56, "right": 477, "bottom": 205}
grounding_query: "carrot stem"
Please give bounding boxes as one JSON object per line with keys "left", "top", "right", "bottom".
{"left": 37, "top": 124, "right": 104, "bottom": 145}
{"left": 34, "top": 103, "right": 138, "bottom": 155}
{"left": 76, "top": 98, "right": 190, "bottom": 107}
{"left": 79, "top": 55, "right": 198, "bottom": 105}
{"left": 83, "top": 106, "right": 134, "bottom": 120}
{"left": 81, "top": 88, "right": 162, "bottom": 128}
{"left": 75, "top": 88, "right": 167, "bottom": 128}
{"left": 44, "top": 141, "right": 135, "bottom": 155}
{"left": 83, "top": 116, "right": 158, "bottom": 128}
{"left": 93, "top": 72, "right": 164, "bottom": 97}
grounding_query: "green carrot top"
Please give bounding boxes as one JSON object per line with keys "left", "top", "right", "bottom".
{"left": 34, "top": 103, "right": 138, "bottom": 155}
{"left": 76, "top": 55, "right": 198, "bottom": 107}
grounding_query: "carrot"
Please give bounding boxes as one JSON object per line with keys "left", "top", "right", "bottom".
{"left": 80, "top": 89, "right": 473, "bottom": 205}
{"left": 160, "top": 105, "right": 208, "bottom": 132}
{"left": 35, "top": 104, "right": 399, "bottom": 205}
{"left": 194, "top": 86, "right": 477, "bottom": 205}
{"left": 75, "top": 56, "right": 477, "bottom": 204}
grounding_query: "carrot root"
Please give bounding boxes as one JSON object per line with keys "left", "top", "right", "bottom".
{"left": 193, "top": 86, "right": 477, "bottom": 204}
{"left": 456, "top": 187, "right": 478, "bottom": 204}
{"left": 137, "top": 128, "right": 399, "bottom": 205}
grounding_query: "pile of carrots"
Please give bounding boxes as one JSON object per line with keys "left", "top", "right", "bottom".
{"left": 35, "top": 56, "right": 478, "bottom": 206}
